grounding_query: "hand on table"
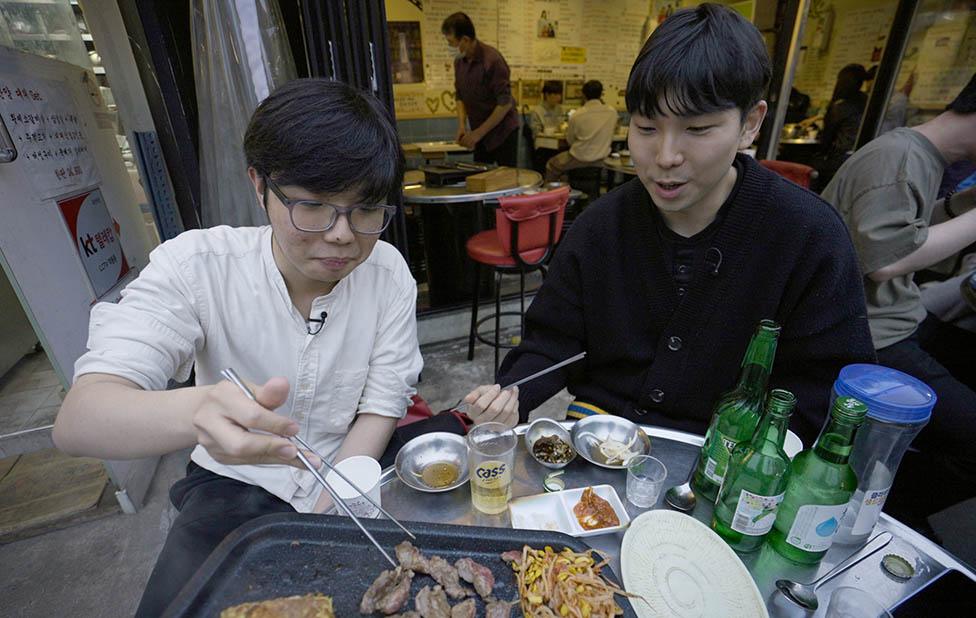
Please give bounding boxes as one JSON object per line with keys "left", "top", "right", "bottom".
{"left": 460, "top": 384, "right": 519, "bottom": 428}
{"left": 193, "top": 376, "right": 320, "bottom": 470}
{"left": 459, "top": 130, "right": 482, "bottom": 150}
{"left": 455, "top": 126, "right": 467, "bottom": 144}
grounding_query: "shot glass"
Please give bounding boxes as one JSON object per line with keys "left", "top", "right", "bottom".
{"left": 325, "top": 455, "right": 382, "bottom": 518}
{"left": 825, "top": 586, "right": 892, "bottom": 618}
{"left": 626, "top": 455, "right": 667, "bottom": 508}
{"left": 467, "top": 422, "right": 517, "bottom": 515}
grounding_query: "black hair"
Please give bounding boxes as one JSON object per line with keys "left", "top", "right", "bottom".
{"left": 244, "top": 78, "right": 403, "bottom": 204}
{"left": 625, "top": 3, "right": 771, "bottom": 119}
{"left": 441, "top": 12, "right": 476, "bottom": 40}
{"left": 582, "top": 80, "right": 603, "bottom": 100}
{"left": 542, "top": 80, "right": 563, "bottom": 96}
{"left": 831, "top": 64, "right": 868, "bottom": 102}
{"left": 947, "top": 73, "right": 976, "bottom": 114}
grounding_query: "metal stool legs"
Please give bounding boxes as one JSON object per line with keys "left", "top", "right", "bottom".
{"left": 467, "top": 263, "right": 480, "bottom": 361}
{"left": 468, "top": 265, "right": 532, "bottom": 378}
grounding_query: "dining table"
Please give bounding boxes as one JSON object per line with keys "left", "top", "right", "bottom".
{"left": 534, "top": 127, "right": 630, "bottom": 152}
{"left": 377, "top": 421, "right": 976, "bottom": 617}
{"left": 402, "top": 168, "right": 544, "bottom": 205}
{"left": 401, "top": 168, "right": 545, "bottom": 307}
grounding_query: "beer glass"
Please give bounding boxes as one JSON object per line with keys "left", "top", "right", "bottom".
{"left": 467, "top": 422, "right": 517, "bottom": 514}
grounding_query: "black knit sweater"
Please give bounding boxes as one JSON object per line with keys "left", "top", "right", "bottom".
{"left": 498, "top": 154, "right": 876, "bottom": 444}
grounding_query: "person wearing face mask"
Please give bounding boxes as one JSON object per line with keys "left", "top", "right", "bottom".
{"left": 53, "top": 80, "right": 439, "bottom": 616}
{"left": 479, "top": 4, "right": 874, "bottom": 446}
{"left": 442, "top": 12, "right": 520, "bottom": 166}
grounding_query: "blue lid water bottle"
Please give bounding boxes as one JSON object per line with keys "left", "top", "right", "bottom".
{"left": 831, "top": 364, "right": 935, "bottom": 544}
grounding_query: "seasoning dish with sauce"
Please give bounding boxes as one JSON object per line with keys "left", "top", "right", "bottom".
{"left": 509, "top": 484, "right": 631, "bottom": 537}
{"left": 524, "top": 418, "right": 577, "bottom": 469}
{"left": 394, "top": 432, "right": 469, "bottom": 493}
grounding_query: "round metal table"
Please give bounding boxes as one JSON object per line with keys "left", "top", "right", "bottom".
{"left": 378, "top": 422, "right": 975, "bottom": 617}
{"left": 402, "top": 169, "right": 543, "bottom": 204}
{"left": 603, "top": 155, "right": 638, "bottom": 176}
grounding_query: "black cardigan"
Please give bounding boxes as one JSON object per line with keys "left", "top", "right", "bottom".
{"left": 498, "top": 154, "right": 876, "bottom": 444}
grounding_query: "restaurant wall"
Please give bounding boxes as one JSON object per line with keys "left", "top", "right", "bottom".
{"left": 386, "top": 0, "right": 779, "bottom": 167}
{"left": 791, "top": 0, "right": 898, "bottom": 114}
{"left": 385, "top": 0, "right": 777, "bottom": 121}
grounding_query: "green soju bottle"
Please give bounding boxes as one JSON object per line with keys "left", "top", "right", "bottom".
{"left": 712, "top": 389, "right": 795, "bottom": 552}
{"left": 767, "top": 397, "right": 867, "bottom": 564}
{"left": 691, "top": 319, "right": 781, "bottom": 503}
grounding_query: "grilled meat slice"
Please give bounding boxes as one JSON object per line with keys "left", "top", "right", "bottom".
{"left": 395, "top": 541, "right": 430, "bottom": 574}
{"left": 427, "top": 556, "right": 471, "bottom": 600}
{"left": 415, "top": 585, "right": 452, "bottom": 618}
{"left": 485, "top": 599, "right": 513, "bottom": 618}
{"left": 455, "top": 558, "right": 495, "bottom": 599}
{"left": 359, "top": 567, "right": 414, "bottom": 615}
{"left": 449, "top": 598, "right": 476, "bottom": 618}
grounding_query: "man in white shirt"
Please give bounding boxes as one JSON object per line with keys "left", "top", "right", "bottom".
{"left": 545, "top": 80, "right": 619, "bottom": 182}
{"left": 53, "top": 79, "right": 520, "bottom": 616}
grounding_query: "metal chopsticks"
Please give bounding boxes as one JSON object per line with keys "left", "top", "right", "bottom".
{"left": 218, "top": 368, "right": 413, "bottom": 567}
{"left": 452, "top": 351, "right": 587, "bottom": 412}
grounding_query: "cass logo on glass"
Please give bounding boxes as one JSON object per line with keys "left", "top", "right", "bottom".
{"left": 476, "top": 463, "right": 507, "bottom": 479}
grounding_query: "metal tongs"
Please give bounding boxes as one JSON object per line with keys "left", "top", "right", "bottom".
{"left": 219, "top": 368, "right": 412, "bottom": 567}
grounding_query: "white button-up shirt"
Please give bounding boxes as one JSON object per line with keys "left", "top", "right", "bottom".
{"left": 567, "top": 99, "right": 618, "bottom": 163}
{"left": 74, "top": 225, "right": 423, "bottom": 512}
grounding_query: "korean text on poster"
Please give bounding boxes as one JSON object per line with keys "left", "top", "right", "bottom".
{"left": 0, "top": 77, "right": 99, "bottom": 199}
{"left": 57, "top": 188, "right": 130, "bottom": 299}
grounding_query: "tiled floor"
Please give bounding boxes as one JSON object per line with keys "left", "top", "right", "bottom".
{"left": 0, "top": 351, "right": 63, "bottom": 457}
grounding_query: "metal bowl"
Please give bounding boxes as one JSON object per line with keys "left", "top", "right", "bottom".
{"left": 524, "top": 418, "right": 577, "bottom": 469}
{"left": 394, "top": 432, "right": 469, "bottom": 493}
{"left": 570, "top": 415, "right": 652, "bottom": 469}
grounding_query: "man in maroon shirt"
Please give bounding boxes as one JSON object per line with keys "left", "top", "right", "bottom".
{"left": 442, "top": 12, "right": 520, "bottom": 167}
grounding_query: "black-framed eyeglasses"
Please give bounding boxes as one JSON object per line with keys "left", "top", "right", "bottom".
{"left": 262, "top": 175, "right": 396, "bottom": 235}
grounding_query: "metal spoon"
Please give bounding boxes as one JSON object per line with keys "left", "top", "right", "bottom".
{"left": 664, "top": 453, "right": 699, "bottom": 512}
{"left": 775, "top": 531, "right": 893, "bottom": 610}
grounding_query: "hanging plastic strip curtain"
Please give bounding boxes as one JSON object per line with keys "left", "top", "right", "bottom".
{"left": 191, "top": 0, "right": 296, "bottom": 227}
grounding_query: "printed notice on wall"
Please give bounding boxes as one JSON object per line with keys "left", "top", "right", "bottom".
{"left": 0, "top": 76, "right": 98, "bottom": 199}
{"left": 57, "top": 188, "right": 130, "bottom": 299}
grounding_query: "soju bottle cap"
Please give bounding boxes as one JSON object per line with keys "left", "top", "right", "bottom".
{"left": 832, "top": 396, "right": 868, "bottom": 422}
{"left": 881, "top": 554, "right": 915, "bottom": 580}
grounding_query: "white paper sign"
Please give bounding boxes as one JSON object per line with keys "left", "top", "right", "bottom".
{"left": 0, "top": 76, "right": 99, "bottom": 199}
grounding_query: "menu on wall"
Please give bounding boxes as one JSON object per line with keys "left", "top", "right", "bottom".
{"left": 793, "top": 3, "right": 895, "bottom": 110}
{"left": 396, "top": 0, "right": 651, "bottom": 117}
{"left": 0, "top": 76, "right": 98, "bottom": 200}
{"left": 912, "top": 16, "right": 974, "bottom": 109}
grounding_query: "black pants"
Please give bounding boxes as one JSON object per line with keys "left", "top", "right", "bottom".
{"left": 474, "top": 128, "right": 519, "bottom": 167}
{"left": 135, "top": 412, "right": 467, "bottom": 616}
{"left": 135, "top": 462, "right": 294, "bottom": 617}
{"left": 876, "top": 314, "right": 976, "bottom": 530}
{"left": 531, "top": 147, "right": 559, "bottom": 175}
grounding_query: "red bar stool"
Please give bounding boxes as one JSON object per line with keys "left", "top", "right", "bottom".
{"left": 758, "top": 159, "right": 819, "bottom": 189}
{"left": 465, "top": 186, "right": 570, "bottom": 375}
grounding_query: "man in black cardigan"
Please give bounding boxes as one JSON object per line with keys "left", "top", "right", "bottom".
{"left": 463, "top": 4, "right": 874, "bottom": 444}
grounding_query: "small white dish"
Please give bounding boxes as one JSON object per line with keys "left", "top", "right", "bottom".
{"left": 621, "top": 510, "right": 768, "bottom": 618}
{"left": 509, "top": 484, "right": 631, "bottom": 538}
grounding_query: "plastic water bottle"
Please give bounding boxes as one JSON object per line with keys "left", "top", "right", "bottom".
{"left": 831, "top": 364, "right": 935, "bottom": 545}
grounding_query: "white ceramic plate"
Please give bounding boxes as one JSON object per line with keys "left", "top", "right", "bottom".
{"left": 508, "top": 484, "right": 631, "bottom": 538}
{"left": 621, "top": 510, "right": 768, "bottom": 618}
